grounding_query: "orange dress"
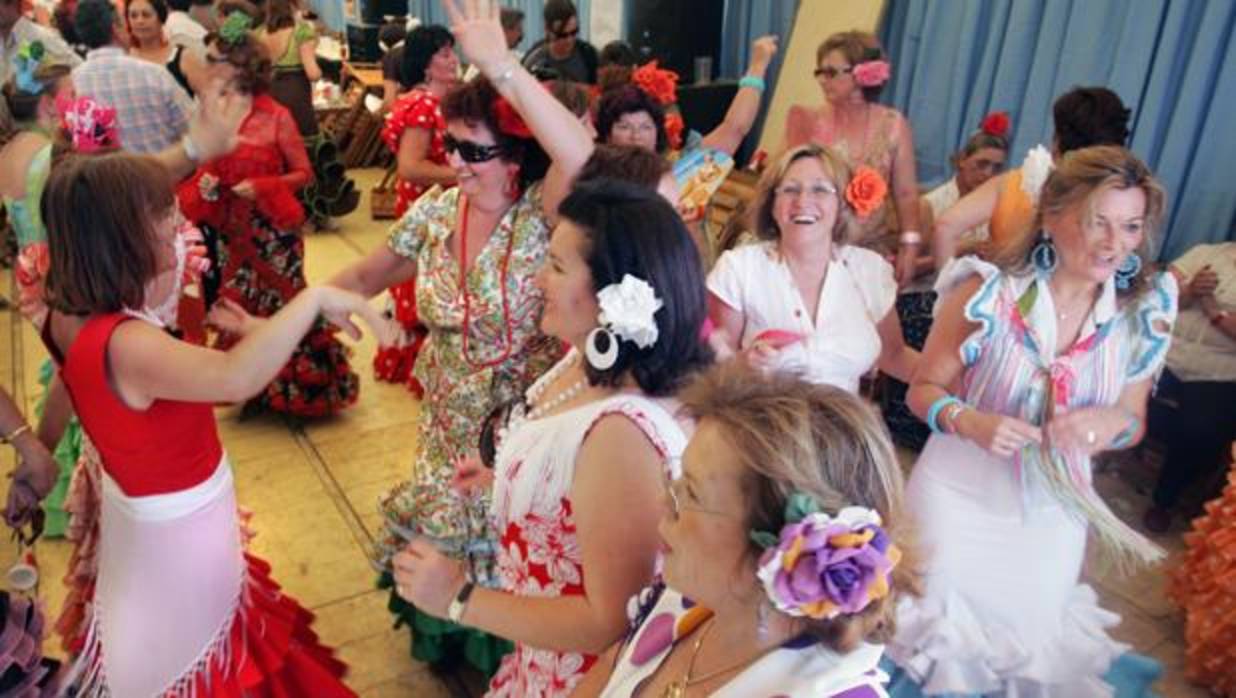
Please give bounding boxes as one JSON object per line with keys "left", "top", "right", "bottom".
{"left": 988, "top": 168, "right": 1037, "bottom": 255}
{"left": 1171, "top": 444, "right": 1236, "bottom": 695}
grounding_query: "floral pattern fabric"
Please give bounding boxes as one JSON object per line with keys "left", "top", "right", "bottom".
{"left": 177, "top": 94, "right": 358, "bottom": 417}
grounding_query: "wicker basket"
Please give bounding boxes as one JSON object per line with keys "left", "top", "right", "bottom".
{"left": 370, "top": 165, "right": 399, "bottom": 220}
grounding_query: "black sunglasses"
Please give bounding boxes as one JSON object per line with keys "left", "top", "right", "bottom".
{"left": 550, "top": 27, "right": 579, "bottom": 40}
{"left": 444, "top": 134, "right": 506, "bottom": 163}
{"left": 814, "top": 65, "right": 853, "bottom": 79}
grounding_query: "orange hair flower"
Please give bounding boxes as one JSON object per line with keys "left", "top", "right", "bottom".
{"left": 845, "top": 166, "right": 888, "bottom": 218}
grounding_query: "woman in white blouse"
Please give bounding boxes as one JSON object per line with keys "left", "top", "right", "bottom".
{"left": 708, "top": 144, "right": 918, "bottom": 393}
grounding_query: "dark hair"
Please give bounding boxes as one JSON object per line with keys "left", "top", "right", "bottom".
{"left": 400, "top": 24, "right": 453, "bottom": 89}
{"left": 559, "top": 179, "right": 712, "bottom": 395}
{"left": 167, "top": 0, "right": 190, "bottom": 12}
{"left": 441, "top": 77, "right": 550, "bottom": 192}
{"left": 548, "top": 78, "right": 590, "bottom": 118}
{"left": 127, "top": 0, "right": 168, "bottom": 25}
{"left": 816, "top": 31, "right": 886, "bottom": 102}
{"left": 499, "top": 6, "right": 524, "bottom": 30}
{"left": 263, "top": 0, "right": 295, "bottom": 32}
{"left": 378, "top": 21, "right": 404, "bottom": 51}
{"left": 0, "top": 62, "right": 73, "bottom": 148}
{"left": 1052, "top": 86, "right": 1131, "bottom": 155}
{"left": 595, "top": 84, "right": 667, "bottom": 153}
{"left": 599, "top": 40, "right": 637, "bottom": 68}
{"left": 206, "top": 5, "right": 271, "bottom": 95}
{"left": 543, "top": 0, "right": 576, "bottom": 31}
{"left": 576, "top": 144, "right": 668, "bottom": 190}
{"left": 75, "top": 0, "right": 118, "bottom": 50}
{"left": 43, "top": 153, "right": 175, "bottom": 315}
{"left": 956, "top": 131, "right": 1009, "bottom": 164}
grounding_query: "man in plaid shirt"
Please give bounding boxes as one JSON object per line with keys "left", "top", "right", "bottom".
{"left": 72, "top": 0, "right": 193, "bottom": 154}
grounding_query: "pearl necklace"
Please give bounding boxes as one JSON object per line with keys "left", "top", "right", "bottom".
{"left": 523, "top": 353, "right": 588, "bottom": 421}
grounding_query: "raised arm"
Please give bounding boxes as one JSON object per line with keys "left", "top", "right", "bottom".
{"left": 699, "top": 35, "right": 778, "bottom": 156}
{"left": 444, "top": 0, "right": 594, "bottom": 221}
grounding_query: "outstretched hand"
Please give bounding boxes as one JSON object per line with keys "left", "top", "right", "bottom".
{"left": 188, "top": 78, "right": 252, "bottom": 162}
{"left": 316, "top": 286, "right": 397, "bottom": 345}
{"left": 441, "top": 0, "right": 510, "bottom": 74}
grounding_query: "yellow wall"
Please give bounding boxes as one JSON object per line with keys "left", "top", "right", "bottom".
{"left": 758, "top": 0, "right": 887, "bottom": 154}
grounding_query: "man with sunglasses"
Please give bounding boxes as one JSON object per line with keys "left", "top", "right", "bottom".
{"left": 520, "top": 0, "right": 597, "bottom": 84}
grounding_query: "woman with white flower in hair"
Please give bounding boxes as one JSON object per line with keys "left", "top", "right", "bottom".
{"left": 392, "top": 178, "right": 713, "bottom": 697}
{"left": 571, "top": 362, "right": 916, "bottom": 697}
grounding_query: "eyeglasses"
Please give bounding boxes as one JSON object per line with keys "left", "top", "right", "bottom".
{"left": 443, "top": 134, "right": 506, "bottom": 163}
{"left": 550, "top": 27, "right": 579, "bottom": 40}
{"left": 813, "top": 65, "right": 853, "bottom": 80}
{"left": 664, "top": 467, "right": 735, "bottom": 521}
{"left": 774, "top": 181, "right": 838, "bottom": 199}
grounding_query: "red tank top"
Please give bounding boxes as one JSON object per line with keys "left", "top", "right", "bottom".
{"left": 58, "top": 314, "right": 224, "bottom": 496}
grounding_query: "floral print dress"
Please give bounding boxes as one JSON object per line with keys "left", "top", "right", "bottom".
{"left": 377, "top": 183, "right": 562, "bottom": 675}
{"left": 178, "top": 94, "right": 359, "bottom": 417}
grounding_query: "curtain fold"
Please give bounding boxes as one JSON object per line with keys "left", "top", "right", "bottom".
{"left": 719, "top": 0, "right": 799, "bottom": 163}
{"left": 880, "top": 0, "right": 1235, "bottom": 258}
{"left": 404, "top": 1, "right": 593, "bottom": 48}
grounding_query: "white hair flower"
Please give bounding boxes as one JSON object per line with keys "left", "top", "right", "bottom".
{"left": 596, "top": 274, "right": 663, "bottom": 349}
{"left": 1020, "top": 144, "right": 1054, "bottom": 204}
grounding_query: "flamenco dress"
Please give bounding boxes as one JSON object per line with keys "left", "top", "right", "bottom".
{"left": 54, "top": 312, "right": 355, "bottom": 697}
{"left": 177, "top": 94, "right": 358, "bottom": 417}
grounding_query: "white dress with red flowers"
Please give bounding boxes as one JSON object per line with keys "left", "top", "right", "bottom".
{"left": 487, "top": 353, "right": 688, "bottom": 697}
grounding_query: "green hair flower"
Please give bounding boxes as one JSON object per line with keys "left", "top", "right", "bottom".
{"left": 17, "top": 40, "right": 45, "bottom": 62}
{"left": 14, "top": 41, "right": 47, "bottom": 95}
{"left": 218, "top": 11, "right": 252, "bottom": 45}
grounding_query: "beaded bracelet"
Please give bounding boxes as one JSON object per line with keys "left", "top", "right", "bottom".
{"left": 738, "top": 75, "right": 766, "bottom": 92}
{"left": 1110, "top": 410, "right": 1141, "bottom": 449}
{"left": 926, "top": 395, "right": 963, "bottom": 434}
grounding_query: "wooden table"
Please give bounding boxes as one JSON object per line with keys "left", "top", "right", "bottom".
{"left": 342, "top": 62, "right": 384, "bottom": 93}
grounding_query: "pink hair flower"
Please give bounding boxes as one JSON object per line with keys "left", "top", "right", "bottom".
{"left": 853, "top": 59, "right": 891, "bottom": 88}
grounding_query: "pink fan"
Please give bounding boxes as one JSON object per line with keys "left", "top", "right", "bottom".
{"left": 754, "top": 329, "right": 807, "bottom": 349}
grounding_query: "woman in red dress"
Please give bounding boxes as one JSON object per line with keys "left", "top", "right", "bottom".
{"left": 18, "top": 152, "right": 386, "bottom": 696}
{"left": 372, "top": 24, "right": 459, "bottom": 392}
{"left": 178, "top": 9, "right": 359, "bottom": 417}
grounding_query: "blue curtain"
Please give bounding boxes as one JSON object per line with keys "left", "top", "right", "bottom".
{"left": 880, "top": 0, "right": 1236, "bottom": 259}
{"left": 719, "top": 0, "right": 799, "bottom": 162}
{"left": 308, "top": 0, "right": 345, "bottom": 32}
{"left": 404, "top": 1, "right": 592, "bottom": 48}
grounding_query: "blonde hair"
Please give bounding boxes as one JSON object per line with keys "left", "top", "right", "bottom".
{"left": 753, "top": 144, "right": 857, "bottom": 244}
{"left": 678, "top": 363, "right": 920, "bottom": 652}
{"left": 993, "top": 145, "right": 1165, "bottom": 298}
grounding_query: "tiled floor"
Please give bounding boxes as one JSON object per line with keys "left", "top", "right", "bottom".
{"left": 0, "top": 168, "right": 1216, "bottom": 696}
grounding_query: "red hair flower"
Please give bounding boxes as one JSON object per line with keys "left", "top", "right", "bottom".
{"left": 632, "top": 60, "right": 679, "bottom": 106}
{"left": 845, "top": 166, "right": 888, "bottom": 219}
{"left": 664, "top": 112, "right": 684, "bottom": 150}
{"left": 492, "top": 96, "right": 533, "bottom": 139}
{"left": 981, "top": 111, "right": 1011, "bottom": 138}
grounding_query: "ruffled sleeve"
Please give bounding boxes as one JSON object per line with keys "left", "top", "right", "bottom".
{"left": 386, "top": 185, "right": 455, "bottom": 262}
{"left": 293, "top": 19, "right": 316, "bottom": 45}
{"left": 1124, "top": 270, "right": 1178, "bottom": 382}
{"left": 382, "top": 90, "right": 442, "bottom": 155}
{"left": 934, "top": 255, "right": 1003, "bottom": 367}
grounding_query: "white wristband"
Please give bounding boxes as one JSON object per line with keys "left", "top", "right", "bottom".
{"left": 181, "top": 135, "right": 202, "bottom": 163}
{"left": 899, "top": 230, "right": 923, "bottom": 245}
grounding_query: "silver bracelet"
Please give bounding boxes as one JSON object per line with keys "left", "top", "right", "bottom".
{"left": 181, "top": 135, "right": 202, "bottom": 163}
{"left": 489, "top": 61, "right": 518, "bottom": 86}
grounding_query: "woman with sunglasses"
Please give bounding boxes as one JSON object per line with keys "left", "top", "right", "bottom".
{"left": 570, "top": 363, "right": 916, "bottom": 697}
{"left": 178, "top": 8, "right": 360, "bottom": 419}
{"left": 371, "top": 24, "right": 458, "bottom": 393}
{"left": 394, "top": 177, "right": 710, "bottom": 697}
{"left": 325, "top": 0, "right": 594, "bottom": 676}
{"left": 784, "top": 30, "right": 923, "bottom": 286}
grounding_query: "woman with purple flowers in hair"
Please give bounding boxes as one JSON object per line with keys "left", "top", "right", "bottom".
{"left": 570, "top": 363, "right": 917, "bottom": 697}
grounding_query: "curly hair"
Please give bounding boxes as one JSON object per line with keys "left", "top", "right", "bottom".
{"left": 816, "top": 30, "right": 887, "bottom": 102}
{"left": 595, "top": 84, "right": 668, "bottom": 153}
{"left": 1052, "top": 86, "right": 1131, "bottom": 154}
{"left": 440, "top": 77, "right": 549, "bottom": 192}
{"left": 400, "top": 24, "right": 453, "bottom": 90}
{"left": 678, "top": 363, "right": 920, "bottom": 653}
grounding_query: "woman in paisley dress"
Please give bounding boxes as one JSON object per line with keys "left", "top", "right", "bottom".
{"left": 178, "top": 14, "right": 360, "bottom": 418}
{"left": 392, "top": 178, "right": 712, "bottom": 697}
{"left": 885, "top": 146, "right": 1172, "bottom": 696}
{"left": 372, "top": 24, "right": 458, "bottom": 392}
{"left": 327, "top": 0, "right": 593, "bottom": 674}
{"left": 783, "top": 30, "right": 922, "bottom": 282}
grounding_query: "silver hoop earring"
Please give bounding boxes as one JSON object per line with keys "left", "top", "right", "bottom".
{"left": 584, "top": 326, "right": 619, "bottom": 370}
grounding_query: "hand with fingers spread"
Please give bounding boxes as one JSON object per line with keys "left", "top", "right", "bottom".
{"left": 442, "top": 0, "right": 510, "bottom": 75}
{"left": 451, "top": 454, "right": 494, "bottom": 496}
{"left": 957, "top": 409, "right": 1042, "bottom": 458}
{"left": 314, "top": 286, "right": 396, "bottom": 345}
{"left": 391, "top": 538, "right": 467, "bottom": 618}
{"left": 188, "top": 78, "right": 253, "bottom": 162}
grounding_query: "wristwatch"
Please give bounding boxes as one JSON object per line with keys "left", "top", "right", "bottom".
{"left": 447, "top": 580, "right": 475, "bottom": 623}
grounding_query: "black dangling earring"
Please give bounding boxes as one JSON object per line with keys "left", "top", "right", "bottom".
{"left": 1031, "top": 230, "right": 1057, "bottom": 275}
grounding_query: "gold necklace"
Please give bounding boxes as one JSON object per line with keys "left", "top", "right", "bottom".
{"left": 662, "top": 618, "right": 774, "bottom": 698}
